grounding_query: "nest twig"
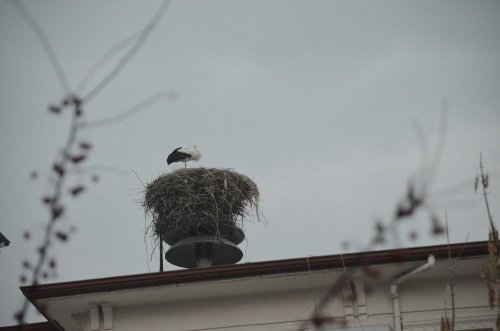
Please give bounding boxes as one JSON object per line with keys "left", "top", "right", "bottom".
{"left": 143, "top": 168, "right": 260, "bottom": 245}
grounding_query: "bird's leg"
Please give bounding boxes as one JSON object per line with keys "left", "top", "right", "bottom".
{"left": 184, "top": 162, "right": 187, "bottom": 169}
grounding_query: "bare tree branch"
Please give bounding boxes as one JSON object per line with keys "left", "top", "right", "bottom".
{"left": 10, "top": 1, "right": 173, "bottom": 327}
{"left": 15, "top": 99, "right": 83, "bottom": 326}
{"left": 412, "top": 119, "right": 431, "bottom": 175}
{"left": 75, "top": 32, "right": 141, "bottom": 94}
{"left": 300, "top": 116, "right": 449, "bottom": 330}
{"left": 79, "top": 89, "right": 175, "bottom": 129}
{"left": 82, "top": 0, "right": 173, "bottom": 102}
{"left": 68, "top": 163, "right": 131, "bottom": 178}
{"left": 480, "top": 153, "right": 495, "bottom": 230}
{"left": 478, "top": 154, "right": 500, "bottom": 329}
{"left": 427, "top": 100, "right": 449, "bottom": 189}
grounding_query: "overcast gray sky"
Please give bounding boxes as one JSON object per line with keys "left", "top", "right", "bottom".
{"left": 1, "top": 0, "right": 499, "bottom": 325}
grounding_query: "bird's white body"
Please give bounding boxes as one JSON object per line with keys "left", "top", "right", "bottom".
{"left": 178, "top": 145, "right": 202, "bottom": 162}
{"left": 167, "top": 145, "right": 202, "bottom": 167}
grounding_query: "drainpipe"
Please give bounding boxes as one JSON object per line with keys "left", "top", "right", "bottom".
{"left": 390, "top": 255, "right": 435, "bottom": 331}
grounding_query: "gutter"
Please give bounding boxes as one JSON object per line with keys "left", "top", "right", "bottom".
{"left": 21, "top": 242, "right": 484, "bottom": 301}
{"left": 390, "top": 255, "right": 435, "bottom": 331}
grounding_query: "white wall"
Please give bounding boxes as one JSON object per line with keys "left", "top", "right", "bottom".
{"left": 104, "top": 274, "right": 493, "bottom": 331}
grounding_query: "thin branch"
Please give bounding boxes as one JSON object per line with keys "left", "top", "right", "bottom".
{"left": 445, "top": 211, "right": 451, "bottom": 261}
{"left": 132, "top": 169, "right": 147, "bottom": 189}
{"left": 414, "top": 104, "right": 449, "bottom": 200}
{"left": 315, "top": 274, "right": 348, "bottom": 315}
{"left": 429, "top": 177, "right": 478, "bottom": 198}
{"left": 9, "top": 0, "right": 71, "bottom": 94}
{"left": 80, "top": 89, "right": 175, "bottom": 129}
{"left": 300, "top": 115, "right": 449, "bottom": 330}
{"left": 75, "top": 32, "right": 141, "bottom": 94}
{"left": 144, "top": 214, "right": 151, "bottom": 273}
{"left": 69, "top": 164, "right": 130, "bottom": 178}
{"left": 82, "top": 0, "right": 172, "bottom": 102}
{"left": 427, "top": 102, "right": 449, "bottom": 189}
{"left": 412, "top": 119, "right": 431, "bottom": 177}
{"left": 480, "top": 153, "right": 495, "bottom": 231}
{"left": 478, "top": 153, "right": 499, "bottom": 329}
{"left": 16, "top": 103, "right": 82, "bottom": 326}
{"left": 306, "top": 256, "right": 318, "bottom": 316}
{"left": 11, "top": 1, "right": 173, "bottom": 327}
{"left": 299, "top": 274, "right": 347, "bottom": 331}
{"left": 444, "top": 233, "right": 470, "bottom": 275}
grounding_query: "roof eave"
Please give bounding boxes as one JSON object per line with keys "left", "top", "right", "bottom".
{"left": 21, "top": 241, "right": 488, "bottom": 301}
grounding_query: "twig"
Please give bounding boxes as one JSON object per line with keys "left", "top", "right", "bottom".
{"left": 299, "top": 274, "right": 347, "bottom": 331}
{"left": 80, "top": 89, "right": 175, "bottom": 129}
{"left": 8, "top": 0, "right": 71, "bottom": 94}
{"left": 478, "top": 154, "right": 500, "bottom": 329}
{"left": 75, "top": 32, "right": 141, "bottom": 94}
{"left": 340, "top": 252, "right": 357, "bottom": 320}
{"left": 144, "top": 213, "right": 151, "bottom": 273}
{"left": 68, "top": 164, "right": 130, "bottom": 178}
{"left": 306, "top": 256, "right": 318, "bottom": 316}
{"left": 132, "top": 169, "right": 147, "bottom": 189}
{"left": 446, "top": 211, "right": 451, "bottom": 262}
{"left": 480, "top": 153, "right": 495, "bottom": 230}
{"left": 415, "top": 104, "right": 448, "bottom": 199}
{"left": 427, "top": 102, "right": 448, "bottom": 190}
{"left": 10, "top": 1, "right": 172, "bottom": 326}
{"left": 82, "top": 0, "right": 172, "bottom": 102}
{"left": 15, "top": 100, "right": 83, "bottom": 326}
{"left": 301, "top": 115, "right": 448, "bottom": 330}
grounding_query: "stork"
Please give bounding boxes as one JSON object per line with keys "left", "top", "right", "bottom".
{"left": 167, "top": 145, "right": 202, "bottom": 168}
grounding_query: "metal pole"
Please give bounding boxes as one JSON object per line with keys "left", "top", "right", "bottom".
{"left": 159, "top": 233, "right": 164, "bottom": 272}
{"left": 195, "top": 242, "right": 214, "bottom": 268}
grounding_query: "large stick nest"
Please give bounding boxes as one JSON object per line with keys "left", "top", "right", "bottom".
{"left": 143, "top": 168, "right": 260, "bottom": 245}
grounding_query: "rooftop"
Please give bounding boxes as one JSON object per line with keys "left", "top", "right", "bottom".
{"left": 2, "top": 241, "right": 489, "bottom": 331}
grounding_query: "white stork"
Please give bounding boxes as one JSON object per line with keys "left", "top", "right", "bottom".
{"left": 167, "top": 145, "right": 202, "bottom": 168}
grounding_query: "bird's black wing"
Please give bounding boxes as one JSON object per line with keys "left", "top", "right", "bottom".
{"left": 167, "top": 148, "right": 191, "bottom": 164}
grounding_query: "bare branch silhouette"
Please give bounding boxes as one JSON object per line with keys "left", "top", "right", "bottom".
{"left": 68, "top": 163, "right": 131, "bottom": 178}
{"left": 80, "top": 89, "right": 175, "bottom": 129}
{"left": 10, "top": 1, "right": 173, "bottom": 326}
{"left": 478, "top": 154, "right": 500, "bottom": 328}
{"left": 299, "top": 114, "right": 449, "bottom": 330}
{"left": 132, "top": 169, "right": 147, "bottom": 189}
{"left": 299, "top": 274, "right": 348, "bottom": 330}
{"left": 427, "top": 101, "right": 449, "bottom": 190}
{"left": 412, "top": 119, "right": 431, "bottom": 173}
{"left": 8, "top": 0, "right": 71, "bottom": 94}
{"left": 480, "top": 153, "right": 495, "bottom": 231}
{"left": 300, "top": 171, "right": 438, "bottom": 329}
{"left": 75, "top": 32, "right": 141, "bottom": 94}
{"left": 15, "top": 97, "right": 83, "bottom": 326}
{"left": 82, "top": 0, "right": 173, "bottom": 102}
